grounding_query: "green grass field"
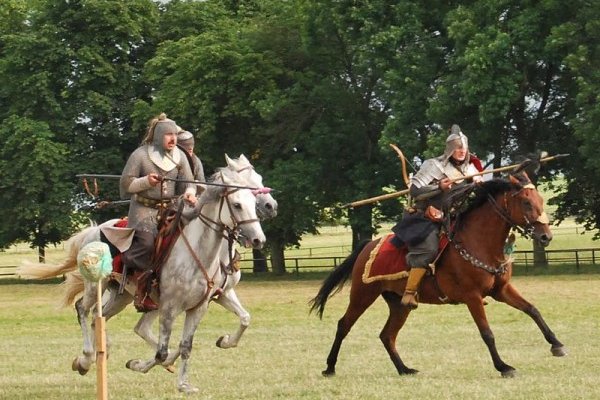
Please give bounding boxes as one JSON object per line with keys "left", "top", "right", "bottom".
{"left": 1, "top": 275, "right": 599, "bottom": 399}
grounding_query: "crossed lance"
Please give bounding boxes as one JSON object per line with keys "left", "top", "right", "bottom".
{"left": 343, "top": 146, "right": 569, "bottom": 208}
{"left": 77, "top": 174, "right": 271, "bottom": 209}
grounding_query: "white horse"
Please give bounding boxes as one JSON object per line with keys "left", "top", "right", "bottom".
{"left": 133, "top": 154, "right": 278, "bottom": 354}
{"left": 19, "top": 155, "right": 275, "bottom": 373}
{"left": 19, "top": 167, "right": 266, "bottom": 393}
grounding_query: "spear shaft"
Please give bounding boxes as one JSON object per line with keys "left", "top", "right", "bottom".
{"left": 343, "top": 153, "right": 569, "bottom": 208}
{"left": 76, "top": 174, "right": 263, "bottom": 190}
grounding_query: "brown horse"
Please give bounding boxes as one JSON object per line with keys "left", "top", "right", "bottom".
{"left": 310, "top": 169, "right": 566, "bottom": 378}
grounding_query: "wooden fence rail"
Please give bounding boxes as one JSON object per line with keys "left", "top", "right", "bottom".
{"left": 2, "top": 247, "right": 600, "bottom": 279}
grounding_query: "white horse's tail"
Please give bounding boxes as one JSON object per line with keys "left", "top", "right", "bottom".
{"left": 62, "top": 270, "right": 86, "bottom": 307}
{"left": 16, "top": 225, "right": 99, "bottom": 280}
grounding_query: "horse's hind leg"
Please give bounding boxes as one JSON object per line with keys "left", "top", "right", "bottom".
{"left": 380, "top": 291, "right": 418, "bottom": 375}
{"left": 72, "top": 287, "right": 98, "bottom": 376}
{"left": 493, "top": 283, "right": 567, "bottom": 356}
{"left": 322, "top": 286, "right": 379, "bottom": 377}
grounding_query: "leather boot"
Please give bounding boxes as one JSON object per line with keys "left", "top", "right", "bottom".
{"left": 134, "top": 270, "right": 158, "bottom": 312}
{"left": 401, "top": 267, "right": 427, "bottom": 309}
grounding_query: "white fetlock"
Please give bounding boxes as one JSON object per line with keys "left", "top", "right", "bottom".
{"left": 178, "top": 382, "right": 200, "bottom": 394}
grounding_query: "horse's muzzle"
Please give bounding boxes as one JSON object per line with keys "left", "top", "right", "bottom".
{"left": 536, "top": 232, "right": 553, "bottom": 247}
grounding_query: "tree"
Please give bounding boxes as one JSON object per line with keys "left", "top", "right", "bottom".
{"left": 0, "top": 0, "right": 162, "bottom": 251}
{"left": 547, "top": 0, "right": 600, "bottom": 238}
{"left": 425, "top": 1, "right": 590, "bottom": 263}
{"left": 0, "top": 116, "right": 76, "bottom": 261}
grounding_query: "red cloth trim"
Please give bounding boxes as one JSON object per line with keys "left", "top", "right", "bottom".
{"left": 111, "top": 218, "right": 128, "bottom": 273}
{"left": 470, "top": 153, "right": 484, "bottom": 172}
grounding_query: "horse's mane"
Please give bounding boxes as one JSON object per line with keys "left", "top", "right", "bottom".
{"left": 444, "top": 178, "right": 517, "bottom": 217}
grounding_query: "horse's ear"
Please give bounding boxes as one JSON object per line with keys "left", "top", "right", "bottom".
{"left": 509, "top": 171, "right": 531, "bottom": 187}
{"left": 509, "top": 175, "right": 521, "bottom": 187}
{"left": 239, "top": 154, "right": 249, "bottom": 163}
{"left": 225, "top": 153, "right": 234, "bottom": 166}
{"left": 512, "top": 159, "right": 532, "bottom": 175}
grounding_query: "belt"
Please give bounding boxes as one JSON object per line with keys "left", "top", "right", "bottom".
{"left": 135, "top": 195, "right": 173, "bottom": 209}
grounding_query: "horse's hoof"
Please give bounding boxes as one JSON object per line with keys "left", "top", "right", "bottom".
{"left": 551, "top": 346, "right": 567, "bottom": 357}
{"left": 399, "top": 368, "right": 419, "bottom": 375}
{"left": 163, "top": 364, "right": 176, "bottom": 374}
{"left": 501, "top": 368, "right": 517, "bottom": 378}
{"left": 125, "top": 359, "right": 133, "bottom": 370}
{"left": 72, "top": 358, "right": 89, "bottom": 376}
{"left": 322, "top": 369, "right": 335, "bottom": 377}
{"left": 216, "top": 335, "right": 225, "bottom": 348}
{"left": 178, "top": 383, "right": 200, "bottom": 394}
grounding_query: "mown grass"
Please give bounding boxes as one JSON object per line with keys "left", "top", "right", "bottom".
{"left": 1, "top": 275, "right": 599, "bottom": 400}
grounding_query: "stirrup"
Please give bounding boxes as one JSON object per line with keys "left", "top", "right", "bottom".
{"left": 135, "top": 293, "right": 158, "bottom": 312}
{"left": 401, "top": 290, "right": 419, "bottom": 310}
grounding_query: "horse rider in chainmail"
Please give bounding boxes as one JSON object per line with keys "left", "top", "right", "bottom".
{"left": 392, "top": 124, "right": 483, "bottom": 309}
{"left": 120, "top": 113, "right": 197, "bottom": 312}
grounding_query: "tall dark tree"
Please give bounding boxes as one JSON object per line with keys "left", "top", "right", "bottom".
{"left": 425, "top": 0, "right": 588, "bottom": 263}
{"left": 0, "top": 116, "right": 76, "bottom": 261}
{"left": 0, "top": 0, "right": 161, "bottom": 252}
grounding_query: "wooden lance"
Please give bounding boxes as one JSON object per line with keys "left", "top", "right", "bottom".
{"left": 342, "top": 153, "right": 569, "bottom": 208}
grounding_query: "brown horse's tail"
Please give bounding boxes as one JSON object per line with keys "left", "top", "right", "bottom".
{"left": 309, "top": 240, "right": 370, "bottom": 319}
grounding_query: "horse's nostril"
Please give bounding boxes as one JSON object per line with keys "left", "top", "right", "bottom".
{"left": 265, "top": 203, "right": 273, "bottom": 210}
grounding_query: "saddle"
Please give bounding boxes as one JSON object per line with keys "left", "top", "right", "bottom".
{"left": 100, "top": 208, "right": 182, "bottom": 301}
{"left": 362, "top": 233, "right": 450, "bottom": 284}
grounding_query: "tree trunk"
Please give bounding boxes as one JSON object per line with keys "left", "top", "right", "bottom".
{"left": 252, "top": 249, "right": 268, "bottom": 273}
{"left": 38, "top": 246, "right": 46, "bottom": 263}
{"left": 270, "top": 238, "right": 286, "bottom": 274}
{"left": 533, "top": 240, "right": 548, "bottom": 266}
{"left": 349, "top": 205, "right": 374, "bottom": 250}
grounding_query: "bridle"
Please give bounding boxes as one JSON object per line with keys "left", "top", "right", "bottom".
{"left": 486, "top": 183, "right": 543, "bottom": 239}
{"left": 449, "top": 180, "right": 548, "bottom": 275}
{"left": 178, "top": 176, "right": 260, "bottom": 308}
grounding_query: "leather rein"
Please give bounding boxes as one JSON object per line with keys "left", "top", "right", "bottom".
{"left": 179, "top": 179, "right": 260, "bottom": 309}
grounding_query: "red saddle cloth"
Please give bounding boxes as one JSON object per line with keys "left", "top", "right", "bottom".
{"left": 362, "top": 233, "right": 449, "bottom": 284}
{"left": 110, "top": 219, "right": 129, "bottom": 274}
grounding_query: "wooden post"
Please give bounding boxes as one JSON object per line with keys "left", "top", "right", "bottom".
{"left": 95, "top": 280, "right": 108, "bottom": 400}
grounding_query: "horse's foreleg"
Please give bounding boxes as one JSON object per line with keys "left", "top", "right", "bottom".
{"left": 134, "top": 311, "right": 160, "bottom": 349}
{"left": 465, "top": 299, "right": 516, "bottom": 377}
{"left": 380, "top": 292, "right": 417, "bottom": 375}
{"left": 133, "top": 311, "right": 177, "bottom": 373}
{"left": 494, "top": 283, "right": 567, "bottom": 357}
{"left": 126, "top": 306, "right": 178, "bottom": 375}
{"left": 176, "top": 304, "right": 209, "bottom": 394}
{"left": 213, "top": 289, "right": 250, "bottom": 349}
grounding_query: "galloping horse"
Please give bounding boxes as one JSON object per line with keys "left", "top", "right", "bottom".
{"left": 133, "top": 154, "right": 278, "bottom": 353}
{"left": 123, "top": 168, "right": 265, "bottom": 393}
{"left": 19, "top": 167, "right": 266, "bottom": 393}
{"left": 310, "top": 167, "right": 566, "bottom": 378}
{"left": 19, "top": 155, "right": 275, "bottom": 375}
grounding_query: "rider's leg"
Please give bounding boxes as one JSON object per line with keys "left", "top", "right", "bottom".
{"left": 122, "top": 230, "right": 158, "bottom": 312}
{"left": 402, "top": 228, "right": 439, "bottom": 309}
{"left": 401, "top": 267, "right": 427, "bottom": 309}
